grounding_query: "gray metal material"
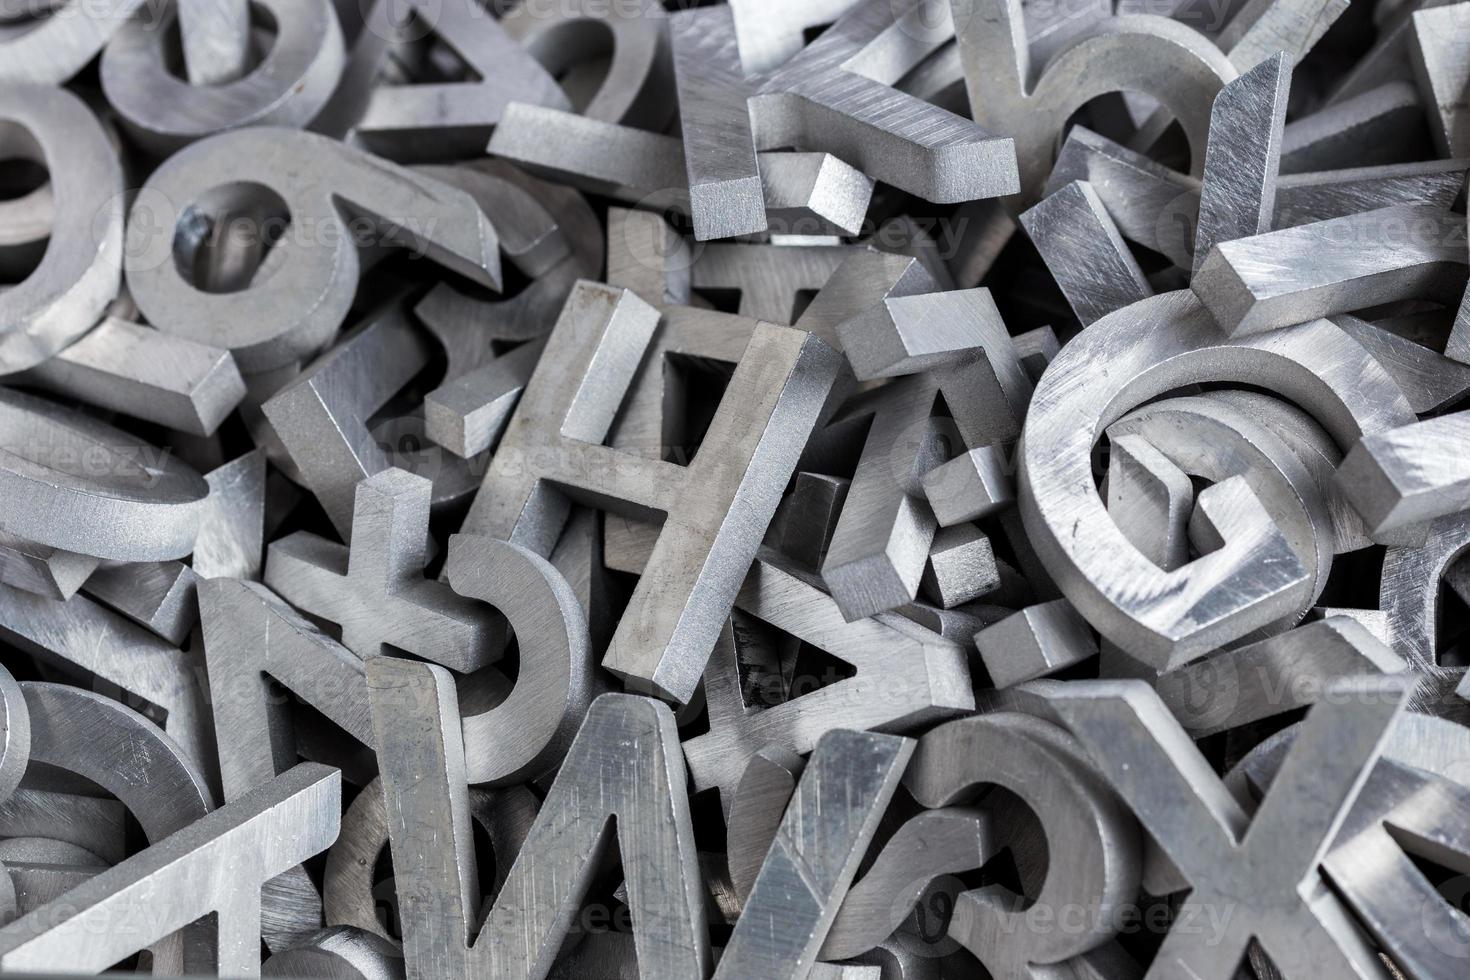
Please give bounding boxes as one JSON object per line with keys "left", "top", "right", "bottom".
{"left": 0, "top": 86, "right": 123, "bottom": 374}
{"left": 1285, "top": 81, "right": 1427, "bottom": 172}
{"left": 1323, "top": 763, "right": 1470, "bottom": 977}
{"left": 683, "top": 555, "right": 972, "bottom": 805}
{"left": 0, "top": 0, "right": 146, "bottom": 83}
{"left": 13, "top": 9, "right": 1470, "bottom": 976}
{"left": 1020, "top": 181, "right": 1152, "bottom": 326}
{"left": 262, "top": 302, "right": 432, "bottom": 540}
{"left": 500, "top": 0, "right": 672, "bottom": 130}
{"left": 0, "top": 665, "right": 26, "bottom": 806}
{"left": 1050, "top": 675, "right": 1414, "bottom": 978}
{"left": 418, "top": 164, "right": 568, "bottom": 281}
{"left": 423, "top": 338, "right": 544, "bottom": 460}
{"left": 1121, "top": 0, "right": 1342, "bottom": 158}
{"left": 714, "top": 728, "right": 913, "bottom": 980}
{"left": 794, "top": 251, "right": 940, "bottom": 350}
{"left": 323, "top": 777, "right": 539, "bottom": 942}
{"left": 819, "top": 807, "right": 990, "bottom": 961}
{"left": 1192, "top": 54, "right": 1291, "bottom": 275}
{"left": 1019, "top": 290, "right": 1414, "bottom": 669}
{"left": 1193, "top": 205, "right": 1467, "bottom": 337}
{"left": 602, "top": 513, "right": 661, "bottom": 576}
{"left": 323, "top": 0, "right": 567, "bottom": 158}
{"left": 1045, "top": 125, "right": 1199, "bottom": 268}
{"left": 976, "top": 600, "right": 1098, "bottom": 688}
{"left": 669, "top": 5, "right": 775, "bottom": 239}
{"left": 371, "top": 668, "right": 710, "bottom": 980}
{"left": 489, "top": 105, "right": 875, "bottom": 238}
{"left": 176, "top": 0, "right": 251, "bottom": 87}
{"left": 1336, "top": 412, "right": 1470, "bottom": 537}
{"left": 0, "top": 763, "right": 339, "bottom": 977}
{"left": 726, "top": 744, "right": 806, "bottom": 906}
{"left": 1153, "top": 617, "right": 1407, "bottom": 737}
{"left": 692, "top": 243, "right": 856, "bottom": 324}
{"left": 838, "top": 287, "right": 1022, "bottom": 387}
{"left": 418, "top": 164, "right": 602, "bottom": 462}
{"left": 0, "top": 533, "right": 97, "bottom": 602}
{"left": 20, "top": 317, "right": 246, "bottom": 436}
{"left": 0, "top": 790, "right": 125, "bottom": 866}
{"left": 82, "top": 560, "right": 200, "bottom": 646}
{"left": 100, "top": 0, "right": 344, "bottom": 152}
{"left": 843, "top": 932, "right": 949, "bottom": 980}
{"left": 460, "top": 281, "right": 840, "bottom": 704}
{"left": 922, "top": 445, "right": 1016, "bottom": 526}
{"left": 0, "top": 581, "right": 213, "bottom": 777}
{"left": 1214, "top": 0, "right": 1347, "bottom": 76}
{"left": 212, "top": 554, "right": 587, "bottom": 919}
{"left": 126, "top": 127, "right": 500, "bottom": 373}
{"left": 0, "top": 386, "right": 208, "bottom": 562}
{"left": 264, "top": 926, "right": 405, "bottom": 980}
{"left": 819, "top": 379, "right": 945, "bottom": 622}
{"left": 1109, "top": 393, "right": 1338, "bottom": 606}
{"left": 1334, "top": 312, "right": 1470, "bottom": 414}
{"left": 266, "top": 469, "right": 503, "bottom": 672}
{"left": 1381, "top": 511, "right": 1470, "bottom": 668}
{"left": 905, "top": 710, "right": 1141, "bottom": 979}
{"left": 951, "top": 0, "right": 1234, "bottom": 201}
{"left": 1050, "top": 124, "right": 1466, "bottom": 269}
{"left": 194, "top": 450, "right": 268, "bottom": 581}
{"left": 672, "top": 0, "right": 1018, "bottom": 241}
{"left": 6, "top": 863, "right": 99, "bottom": 919}
{"left": 1407, "top": 3, "right": 1470, "bottom": 157}
{"left": 1276, "top": 159, "right": 1469, "bottom": 229}
{"left": 777, "top": 473, "right": 851, "bottom": 570}
{"left": 14, "top": 681, "right": 214, "bottom": 972}
{"left": 728, "top": 0, "right": 864, "bottom": 75}
{"left": 1204, "top": 388, "right": 1376, "bottom": 556}
{"left": 443, "top": 532, "right": 595, "bottom": 786}
{"left": 921, "top": 524, "right": 1000, "bottom": 610}
{"left": 1106, "top": 434, "right": 1194, "bottom": 572}
{"left": 415, "top": 161, "right": 601, "bottom": 364}
{"left": 321, "top": 779, "right": 399, "bottom": 942}
{"left": 200, "top": 578, "right": 372, "bottom": 801}
{"left": 605, "top": 207, "right": 693, "bottom": 312}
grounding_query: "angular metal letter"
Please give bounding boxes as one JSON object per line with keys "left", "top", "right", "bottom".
{"left": 0, "top": 764, "right": 340, "bottom": 977}
{"left": 1049, "top": 674, "right": 1415, "bottom": 979}
{"left": 370, "top": 659, "right": 710, "bottom": 980}
{"left": 714, "top": 728, "right": 914, "bottom": 980}
{"left": 460, "top": 281, "right": 841, "bottom": 703}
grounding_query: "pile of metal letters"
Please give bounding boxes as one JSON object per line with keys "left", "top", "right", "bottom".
{"left": 0, "top": 0, "right": 1468, "bottom": 976}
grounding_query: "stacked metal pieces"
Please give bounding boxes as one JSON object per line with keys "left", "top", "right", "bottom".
{"left": 0, "top": 0, "right": 1467, "bottom": 976}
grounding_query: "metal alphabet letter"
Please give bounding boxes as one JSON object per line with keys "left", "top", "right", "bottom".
{"left": 370, "top": 660, "right": 709, "bottom": 980}
{"left": 1048, "top": 674, "right": 1416, "bottom": 979}
{"left": 459, "top": 280, "right": 841, "bottom": 703}
{"left": 126, "top": 128, "right": 501, "bottom": 373}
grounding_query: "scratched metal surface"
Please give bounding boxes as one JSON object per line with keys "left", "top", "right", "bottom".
{"left": 0, "top": 1, "right": 1466, "bottom": 977}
